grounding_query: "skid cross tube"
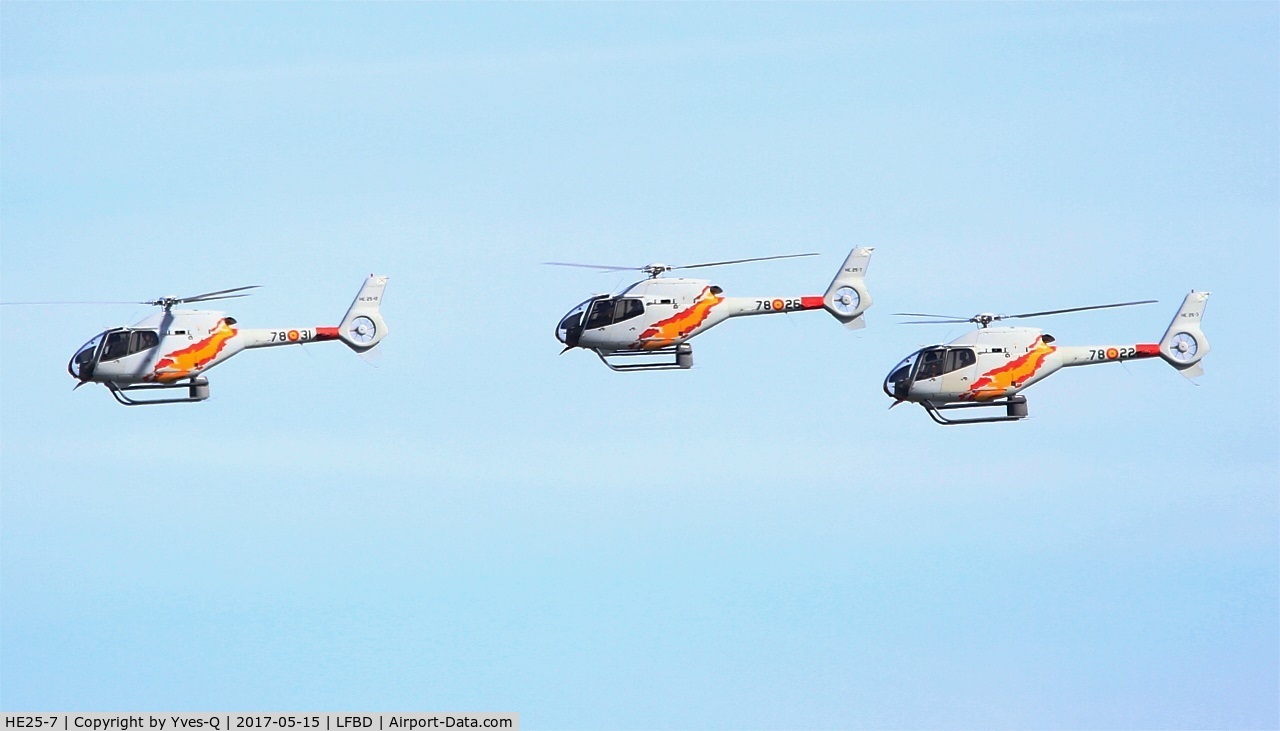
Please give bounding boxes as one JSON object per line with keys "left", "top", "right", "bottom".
{"left": 594, "top": 344, "right": 692, "bottom": 372}
{"left": 921, "top": 396, "right": 1028, "bottom": 426}
{"left": 106, "top": 377, "right": 210, "bottom": 406}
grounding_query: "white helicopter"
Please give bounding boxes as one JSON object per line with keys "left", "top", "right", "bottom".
{"left": 883, "top": 290, "right": 1210, "bottom": 424}
{"left": 54, "top": 275, "right": 390, "bottom": 405}
{"left": 549, "top": 248, "right": 874, "bottom": 370}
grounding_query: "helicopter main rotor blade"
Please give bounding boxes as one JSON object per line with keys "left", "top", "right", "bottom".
{"left": 0, "top": 300, "right": 140, "bottom": 306}
{"left": 893, "top": 311, "right": 970, "bottom": 320}
{"left": 5, "top": 286, "right": 262, "bottom": 307}
{"left": 675, "top": 253, "right": 819, "bottom": 270}
{"left": 176, "top": 285, "right": 261, "bottom": 302}
{"left": 899, "top": 318, "right": 973, "bottom": 325}
{"left": 181, "top": 291, "right": 259, "bottom": 302}
{"left": 179, "top": 293, "right": 256, "bottom": 304}
{"left": 541, "top": 262, "right": 640, "bottom": 272}
{"left": 1003, "top": 299, "right": 1157, "bottom": 320}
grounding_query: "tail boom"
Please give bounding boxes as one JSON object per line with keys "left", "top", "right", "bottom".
{"left": 1057, "top": 343, "right": 1163, "bottom": 368}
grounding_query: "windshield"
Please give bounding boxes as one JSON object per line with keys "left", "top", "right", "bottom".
{"left": 884, "top": 349, "right": 922, "bottom": 399}
{"left": 883, "top": 347, "right": 979, "bottom": 400}
{"left": 69, "top": 332, "right": 105, "bottom": 380}
{"left": 74, "top": 334, "right": 103, "bottom": 364}
{"left": 556, "top": 297, "right": 600, "bottom": 347}
{"left": 69, "top": 329, "right": 162, "bottom": 380}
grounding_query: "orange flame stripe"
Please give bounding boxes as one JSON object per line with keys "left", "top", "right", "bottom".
{"left": 636, "top": 287, "right": 723, "bottom": 349}
{"left": 964, "top": 337, "right": 1055, "bottom": 401}
{"left": 152, "top": 319, "right": 237, "bottom": 382}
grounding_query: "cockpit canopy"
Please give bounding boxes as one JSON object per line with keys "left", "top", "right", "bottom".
{"left": 556, "top": 296, "right": 600, "bottom": 348}
{"left": 556, "top": 296, "right": 646, "bottom": 347}
{"left": 883, "top": 346, "right": 977, "bottom": 400}
{"left": 68, "top": 328, "right": 160, "bottom": 381}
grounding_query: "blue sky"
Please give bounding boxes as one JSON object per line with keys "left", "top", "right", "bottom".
{"left": 2, "top": 3, "right": 1276, "bottom": 728}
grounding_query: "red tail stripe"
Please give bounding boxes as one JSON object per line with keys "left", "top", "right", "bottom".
{"left": 316, "top": 327, "right": 341, "bottom": 340}
{"left": 801, "top": 296, "right": 825, "bottom": 309}
{"left": 1136, "top": 343, "right": 1160, "bottom": 356}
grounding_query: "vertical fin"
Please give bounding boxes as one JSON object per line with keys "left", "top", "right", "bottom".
{"left": 338, "top": 275, "right": 390, "bottom": 352}
{"left": 1158, "top": 290, "right": 1210, "bottom": 377}
{"left": 823, "top": 247, "right": 874, "bottom": 328}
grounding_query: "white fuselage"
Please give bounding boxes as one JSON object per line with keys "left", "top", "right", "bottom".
{"left": 883, "top": 326, "right": 1162, "bottom": 404}
{"left": 69, "top": 309, "right": 342, "bottom": 386}
{"left": 553, "top": 248, "right": 875, "bottom": 371}
{"left": 556, "top": 277, "right": 827, "bottom": 352}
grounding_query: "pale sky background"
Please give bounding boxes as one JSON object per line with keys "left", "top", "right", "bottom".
{"left": 1, "top": 3, "right": 1277, "bottom": 729}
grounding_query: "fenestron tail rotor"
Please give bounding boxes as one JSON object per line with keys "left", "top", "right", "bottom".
{"left": 894, "top": 300, "right": 1157, "bottom": 328}
{"left": 544, "top": 253, "right": 818, "bottom": 279}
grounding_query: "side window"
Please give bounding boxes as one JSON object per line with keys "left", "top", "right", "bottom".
{"left": 916, "top": 349, "right": 946, "bottom": 379}
{"left": 585, "top": 298, "right": 643, "bottom": 328}
{"left": 101, "top": 331, "right": 130, "bottom": 361}
{"left": 129, "top": 331, "right": 159, "bottom": 355}
{"left": 945, "top": 348, "right": 976, "bottom": 373}
{"left": 584, "top": 300, "right": 615, "bottom": 329}
{"left": 614, "top": 299, "right": 644, "bottom": 324}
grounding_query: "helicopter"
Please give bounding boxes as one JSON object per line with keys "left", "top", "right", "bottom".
{"left": 883, "top": 290, "right": 1210, "bottom": 425}
{"left": 549, "top": 248, "right": 874, "bottom": 370}
{"left": 55, "top": 274, "right": 390, "bottom": 405}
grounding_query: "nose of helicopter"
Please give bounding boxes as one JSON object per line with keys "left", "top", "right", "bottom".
{"left": 556, "top": 310, "right": 584, "bottom": 349}
{"left": 883, "top": 355, "right": 917, "bottom": 402}
{"left": 68, "top": 349, "right": 93, "bottom": 382}
{"left": 883, "top": 372, "right": 910, "bottom": 401}
{"left": 68, "top": 334, "right": 104, "bottom": 382}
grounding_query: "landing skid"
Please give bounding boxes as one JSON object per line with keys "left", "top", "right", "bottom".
{"left": 106, "top": 377, "right": 210, "bottom": 406}
{"left": 594, "top": 344, "right": 693, "bottom": 372}
{"left": 922, "top": 396, "right": 1028, "bottom": 425}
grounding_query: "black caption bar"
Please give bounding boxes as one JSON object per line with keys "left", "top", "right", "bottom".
{"left": 2, "top": 715, "right": 517, "bottom": 731}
